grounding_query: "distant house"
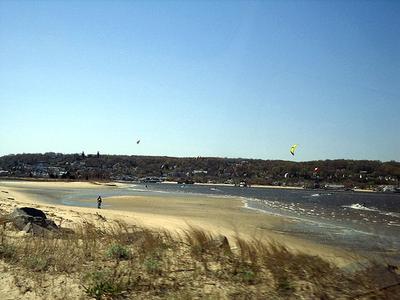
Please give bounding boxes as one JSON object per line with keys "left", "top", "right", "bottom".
{"left": 48, "top": 167, "right": 67, "bottom": 177}
{"left": 0, "top": 170, "right": 9, "bottom": 176}
{"left": 382, "top": 185, "right": 396, "bottom": 193}
{"left": 31, "top": 162, "right": 50, "bottom": 177}
{"left": 324, "top": 184, "right": 345, "bottom": 190}
{"left": 238, "top": 181, "right": 249, "bottom": 187}
{"left": 193, "top": 170, "right": 208, "bottom": 175}
{"left": 34, "top": 162, "right": 49, "bottom": 171}
{"left": 140, "top": 177, "right": 162, "bottom": 183}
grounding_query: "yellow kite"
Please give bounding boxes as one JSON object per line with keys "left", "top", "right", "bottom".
{"left": 290, "top": 144, "right": 298, "bottom": 156}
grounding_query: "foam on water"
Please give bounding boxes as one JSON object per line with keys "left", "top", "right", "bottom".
{"left": 343, "top": 203, "right": 400, "bottom": 220}
{"left": 342, "top": 203, "right": 379, "bottom": 212}
{"left": 383, "top": 212, "right": 400, "bottom": 219}
{"left": 242, "top": 198, "right": 375, "bottom": 237}
{"left": 242, "top": 201, "right": 284, "bottom": 218}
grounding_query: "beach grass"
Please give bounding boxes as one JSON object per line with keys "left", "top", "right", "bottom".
{"left": 0, "top": 214, "right": 395, "bottom": 299}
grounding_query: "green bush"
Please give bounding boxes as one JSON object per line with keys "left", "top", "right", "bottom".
{"left": 241, "top": 269, "right": 256, "bottom": 284}
{"left": 84, "top": 269, "right": 124, "bottom": 300}
{"left": 0, "top": 244, "right": 17, "bottom": 261}
{"left": 144, "top": 257, "right": 161, "bottom": 274}
{"left": 277, "top": 275, "right": 295, "bottom": 296}
{"left": 105, "top": 243, "right": 130, "bottom": 260}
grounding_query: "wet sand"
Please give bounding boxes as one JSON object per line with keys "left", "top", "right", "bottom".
{"left": 0, "top": 181, "right": 357, "bottom": 266}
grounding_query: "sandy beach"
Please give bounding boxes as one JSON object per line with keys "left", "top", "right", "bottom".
{"left": 0, "top": 181, "right": 356, "bottom": 267}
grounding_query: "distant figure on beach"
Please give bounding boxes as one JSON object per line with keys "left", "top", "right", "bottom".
{"left": 97, "top": 196, "right": 102, "bottom": 209}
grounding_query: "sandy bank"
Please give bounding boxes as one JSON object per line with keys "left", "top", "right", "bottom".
{"left": 0, "top": 181, "right": 356, "bottom": 267}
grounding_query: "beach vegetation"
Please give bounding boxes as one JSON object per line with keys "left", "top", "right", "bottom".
{"left": 234, "top": 266, "right": 257, "bottom": 284}
{"left": 276, "top": 275, "right": 295, "bottom": 296}
{"left": 0, "top": 215, "right": 397, "bottom": 299}
{"left": 83, "top": 268, "right": 129, "bottom": 300}
{"left": 184, "top": 226, "right": 216, "bottom": 257}
{"left": 144, "top": 257, "right": 162, "bottom": 274}
{"left": 23, "top": 255, "right": 50, "bottom": 272}
{"left": 106, "top": 243, "right": 131, "bottom": 260}
{"left": 0, "top": 243, "right": 17, "bottom": 262}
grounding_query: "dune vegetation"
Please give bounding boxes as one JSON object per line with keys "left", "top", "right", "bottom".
{"left": 0, "top": 213, "right": 397, "bottom": 300}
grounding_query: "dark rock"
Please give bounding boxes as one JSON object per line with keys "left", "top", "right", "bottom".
{"left": 10, "top": 207, "right": 58, "bottom": 234}
{"left": 11, "top": 207, "right": 47, "bottom": 219}
{"left": 44, "top": 219, "right": 58, "bottom": 230}
{"left": 22, "top": 222, "right": 32, "bottom": 233}
{"left": 13, "top": 216, "right": 30, "bottom": 231}
{"left": 22, "top": 222, "right": 51, "bottom": 235}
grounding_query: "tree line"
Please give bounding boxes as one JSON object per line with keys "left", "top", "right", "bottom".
{"left": 0, "top": 153, "right": 399, "bottom": 188}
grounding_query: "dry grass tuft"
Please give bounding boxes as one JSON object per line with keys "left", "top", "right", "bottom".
{"left": 0, "top": 217, "right": 397, "bottom": 299}
{"left": 183, "top": 226, "right": 216, "bottom": 257}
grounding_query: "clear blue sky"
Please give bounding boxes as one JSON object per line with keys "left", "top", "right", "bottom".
{"left": 1, "top": 1, "right": 399, "bottom": 161}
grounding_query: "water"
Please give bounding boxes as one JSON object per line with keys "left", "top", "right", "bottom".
{"left": 140, "top": 183, "right": 400, "bottom": 256}
{"left": 5, "top": 181, "right": 400, "bottom": 258}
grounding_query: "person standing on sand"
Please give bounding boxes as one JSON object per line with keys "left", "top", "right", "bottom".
{"left": 97, "top": 196, "right": 102, "bottom": 209}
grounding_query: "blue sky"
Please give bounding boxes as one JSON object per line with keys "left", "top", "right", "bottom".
{"left": 1, "top": 1, "right": 399, "bottom": 161}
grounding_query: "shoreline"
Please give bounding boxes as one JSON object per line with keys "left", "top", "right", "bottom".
{"left": 0, "top": 180, "right": 359, "bottom": 267}
{"left": 164, "top": 181, "right": 303, "bottom": 190}
{"left": 0, "top": 181, "right": 389, "bottom": 299}
{"left": 162, "top": 181, "right": 378, "bottom": 193}
{"left": 0, "top": 177, "right": 378, "bottom": 193}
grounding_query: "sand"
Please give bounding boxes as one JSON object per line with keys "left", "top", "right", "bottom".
{"left": 0, "top": 181, "right": 356, "bottom": 266}
{"left": 0, "top": 180, "right": 363, "bottom": 299}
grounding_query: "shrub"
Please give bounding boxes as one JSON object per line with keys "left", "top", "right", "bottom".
{"left": 24, "top": 255, "right": 50, "bottom": 272}
{"left": 144, "top": 257, "right": 161, "bottom": 274}
{"left": 0, "top": 243, "right": 17, "bottom": 261}
{"left": 277, "top": 275, "right": 295, "bottom": 296}
{"left": 106, "top": 243, "right": 130, "bottom": 260}
{"left": 83, "top": 269, "right": 125, "bottom": 300}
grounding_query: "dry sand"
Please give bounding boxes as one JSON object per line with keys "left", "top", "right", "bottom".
{"left": 0, "top": 181, "right": 356, "bottom": 266}
{"left": 0, "top": 180, "right": 362, "bottom": 299}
